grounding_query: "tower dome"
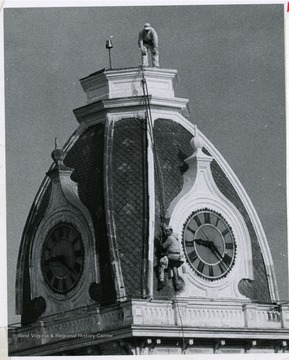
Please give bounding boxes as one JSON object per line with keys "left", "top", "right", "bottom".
{"left": 10, "top": 67, "right": 288, "bottom": 356}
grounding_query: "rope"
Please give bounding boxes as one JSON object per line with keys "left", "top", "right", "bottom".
{"left": 174, "top": 295, "right": 186, "bottom": 353}
{"left": 139, "top": 66, "right": 166, "bottom": 231}
{"left": 139, "top": 67, "right": 186, "bottom": 352}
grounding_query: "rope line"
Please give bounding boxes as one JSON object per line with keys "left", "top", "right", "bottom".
{"left": 139, "top": 66, "right": 166, "bottom": 230}
{"left": 174, "top": 295, "right": 186, "bottom": 353}
{"left": 139, "top": 66, "right": 186, "bottom": 352}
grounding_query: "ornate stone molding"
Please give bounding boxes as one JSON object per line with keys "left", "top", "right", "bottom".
{"left": 9, "top": 299, "right": 289, "bottom": 355}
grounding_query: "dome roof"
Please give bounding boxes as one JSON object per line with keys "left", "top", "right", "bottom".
{"left": 15, "top": 68, "right": 278, "bottom": 321}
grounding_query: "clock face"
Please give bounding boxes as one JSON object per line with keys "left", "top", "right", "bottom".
{"left": 41, "top": 223, "right": 84, "bottom": 294}
{"left": 183, "top": 209, "right": 236, "bottom": 280}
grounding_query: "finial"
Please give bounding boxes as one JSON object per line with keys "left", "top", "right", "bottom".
{"left": 105, "top": 35, "right": 113, "bottom": 49}
{"left": 106, "top": 36, "right": 113, "bottom": 69}
{"left": 190, "top": 125, "right": 204, "bottom": 151}
{"left": 51, "top": 138, "right": 65, "bottom": 166}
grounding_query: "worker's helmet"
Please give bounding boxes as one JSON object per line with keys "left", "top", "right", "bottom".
{"left": 144, "top": 23, "right": 151, "bottom": 30}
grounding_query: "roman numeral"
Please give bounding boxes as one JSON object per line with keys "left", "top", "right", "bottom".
{"left": 204, "top": 213, "right": 211, "bottom": 223}
{"left": 43, "top": 249, "right": 50, "bottom": 260}
{"left": 66, "top": 274, "right": 75, "bottom": 288}
{"left": 63, "top": 226, "right": 70, "bottom": 239}
{"left": 185, "top": 240, "right": 195, "bottom": 247}
{"left": 188, "top": 250, "right": 198, "bottom": 263}
{"left": 186, "top": 226, "right": 196, "bottom": 235}
{"left": 72, "top": 236, "right": 79, "bottom": 245}
{"left": 62, "top": 279, "right": 68, "bottom": 292}
{"left": 53, "top": 277, "right": 59, "bottom": 289}
{"left": 45, "top": 241, "right": 53, "bottom": 250}
{"left": 197, "top": 260, "right": 205, "bottom": 273}
{"left": 46, "top": 269, "right": 54, "bottom": 281}
{"left": 194, "top": 215, "right": 202, "bottom": 227}
{"left": 209, "top": 266, "right": 214, "bottom": 277}
{"left": 74, "top": 250, "right": 83, "bottom": 258}
{"left": 50, "top": 233, "right": 57, "bottom": 244}
{"left": 69, "top": 272, "right": 77, "bottom": 283}
{"left": 222, "top": 229, "right": 229, "bottom": 237}
{"left": 57, "top": 279, "right": 64, "bottom": 291}
{"left": 58, "top": 227, "right": 64, "bottom": 238}
{"left": 43, "top": 259, "right": 51, "bottom": 267}
{"left": 223, "top": 253, "right": 232, "bottom": 266}
{"left": 74, "top": 262, "right": 81, "bottom": 273}
{"left": 218, "top": 262, "right": 226, "bottom": 273}
{"left": 225, "top": 242, "right": 234, "bottom": 250}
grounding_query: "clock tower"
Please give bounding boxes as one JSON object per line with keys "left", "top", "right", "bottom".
{"left": 9, "top": 66, "right": 289, "bottom": 355}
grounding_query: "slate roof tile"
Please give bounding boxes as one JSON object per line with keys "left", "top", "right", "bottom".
{"left": 111, "top": 118, "right": 147, "bottom": 299}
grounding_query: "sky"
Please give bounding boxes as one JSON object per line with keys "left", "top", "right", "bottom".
{"left": 2, "top": 2, "right": 287, "bottom": 327}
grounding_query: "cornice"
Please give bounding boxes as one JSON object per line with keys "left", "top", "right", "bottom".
{"left": 73, "top": 96, "right": 189, "bottom": 124}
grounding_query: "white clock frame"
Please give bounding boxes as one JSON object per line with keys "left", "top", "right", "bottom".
{"left": 167, "top": 136, "right": 254, "bottom": 300}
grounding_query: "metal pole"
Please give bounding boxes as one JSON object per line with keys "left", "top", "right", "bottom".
{"left": 106, "top": 36, "right": 113, "bottom": 70}
{"left": 108, "top": 48, "right": 112, "bottom": 69}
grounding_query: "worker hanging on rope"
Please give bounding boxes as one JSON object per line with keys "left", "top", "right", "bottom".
{"left": 158, "top": 225, "right": 184, "bottom": 291}
{"left": 138, "top": 23, "right": 159, "bottom": 68}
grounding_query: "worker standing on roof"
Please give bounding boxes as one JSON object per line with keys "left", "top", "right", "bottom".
{"left": 138, "top": 23, "right": 159, "bottom": 68}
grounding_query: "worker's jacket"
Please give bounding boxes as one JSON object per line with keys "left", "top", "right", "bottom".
{"left": 138, "top": 27, "right": 159, "bottom": 49}
{"left": 162, "top": 233, "right": 181, "bottom": 260}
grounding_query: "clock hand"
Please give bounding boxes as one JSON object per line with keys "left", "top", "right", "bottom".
{"left": 49, "top": 248, "right": 59, "bottom": 257}
{"left": 210, "top": 243, "right": 222, "bottom": 258}
{"left": 48, "top": 254, "right": 65, "bottom": 263}
{"left": 197, "top": 230, "right": 222, "bottom": 252}
{"left": 49, "top": 256, "right": 60, "bottom": 262}
{"left": 57, "top": 255, "right": 75, "bottom": 272}
{"left": 199, "top": 228, "right": 210, "bottom": 242}
{"left": 193, "top": 238, "right": 210, "bottom": 247}
{"left": 49, "top": 255, "right": 75, "bottom": 272}
{"left": 194, "top": 236, "right": 228, "bottom": 267}
{"left": 208, "top": 243, "right": 229, "bottom": 267}
{"left": 194, "top": 238, "right": 219, "bottom": 255}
